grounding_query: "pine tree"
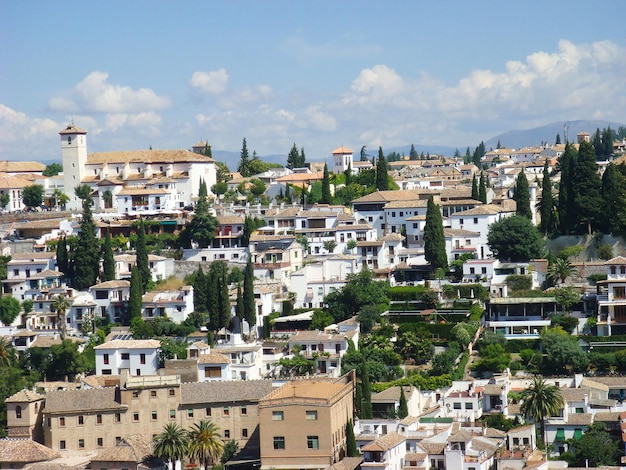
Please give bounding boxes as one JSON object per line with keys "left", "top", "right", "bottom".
{"left": 409, "top": 144, "right": 418, "bottom": 160}
{"left": 243, "top": 257, "right": 256, "bottom": 328}
{"left": 398, "top": 386, "right": 408, "bottom": 419}
{"left": 375, "top": 147, "right": 389, "bottom": 191}
{"left": 136, "top": 218, "right": 150, "bottom": 292}
{"left": 557, "top": 143, "right": 577, "bottom": 234}
{"left": 102, "top": 229, "right": 116, "bottom": 282}
{"left": 238, "top": 138, "right": 251, "bottom": 177}
{"left": 423, "top": 196, "right": 448, "bottom": 272}
{"left": 129, "top": 265, "right": 143, "bottom": 323}
{"left": 478, "top": 172, "right": 487, "bottom": 204}
{"left": 539, "top": 161, "right": 555, "bottom": 234}
{"left": 573, "top": 141, "right": 603, "bottom": 234}
{"left": 287, "top": 143, "right": 299, "bottom": 169}
{"left": 193, "top": 267, "right": 208, "bottom": 313}
{"left": 72, "top": 195, "right": 100, "bottom": 290}
{"left": 555, "top": 133, "right": 561, "bottom": 145}
{"left": 471, "top": 175, "right": 479, "bottom": 200}
{"left": 321, "top": 163, "right": 331, "bottom": 204}
{"left": 514, "top": 171, "right": 532, "bottom": 219}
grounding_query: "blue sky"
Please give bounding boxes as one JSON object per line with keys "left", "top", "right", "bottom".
{"left": 1, "top": 1, "right": 625, "bottom": 164}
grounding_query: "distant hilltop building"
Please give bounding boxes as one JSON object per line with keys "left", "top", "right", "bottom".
{"left": 60, "top": 124, "right": 217, "bottom": 212}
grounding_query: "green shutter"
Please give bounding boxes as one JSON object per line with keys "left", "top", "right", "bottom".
{"left": 555, "top": 428, "right": 565, "bottom": 441}
{"left": 573, "top": 429, "right": 583, "bottom": 440}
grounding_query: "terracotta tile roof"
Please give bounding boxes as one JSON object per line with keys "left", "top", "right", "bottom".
{"left": 197, "top": 352, "right": 230, "bottom": 364}
{"left": 605, "top": 256, "right": 626, "bottom": 265}
{"left": 117, "top": 187, "right": 169, "bottom": 196}
{"left": 290, "top": 330, "right": 348, "bottom": 343}
{"left": 5, "top": 389, "right": 44, "bottom": 403}
{"left": 87, "top": 149, "right": 214, "bottom": 164}
{"left": 566, "top": 413, "right": 593, "bottom": 425}
{"left": 448, "top": 429, "right": 474, "bottom": 443}
{"left": 94, "top": 339, "right": 161, "bottom": 350}
{"left": 93, "top": 434, "right": 152, "bottom": 462}
{"left": 384, "top": 200, "right": 428, "bottom": 209}
{"left": 43, "top": 387, "right": 126, "bottom": 414}
{"left": 0, "top": 161, "right": 46, "bottom": 172}
{"left": 181, "top": 380, "right": 275, "bottom": 405}
{"left": 371, "top": 386, "right": 413, "bottom": 403}
{"left": 90, "top": 280, "right": 131, "bottom": 289}
{"left": 361, "top": 432, "right": 405, "bottom": 451}
{"left": 59, "top": 124, "right": 87, "bottom": 135}
{"left": 217, "top": 215, "right": 245, "bottom": 225}
{"left": 332, "top": 146, "right": 354, "bottom": 154}
{"left": 352, "top": 190, "right": 427, "bottom": 204}
{"left": 0, "top": 438, "right": 60, "bottom": 463}
{"left": 0, "top": 173, "right": 36, "bottom": 189}
{"left": 451, "top": 204, "right": 505, "bottom": 216}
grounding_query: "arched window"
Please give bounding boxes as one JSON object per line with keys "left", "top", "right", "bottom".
{"left": 15, "top": 406, "right": 22, "bottom": 419}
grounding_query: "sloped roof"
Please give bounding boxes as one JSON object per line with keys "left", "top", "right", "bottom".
{"left": 44, "top": 387, "right": 125, "bottom": 414}
{"left": 361, "top": 432, "right": 405, "bottom": 451}
{"left": 332, "top": 146, "right": 353, "bottom": 154}
{"left": 93, "top": 434, "right": 152, "bottom": 462}
{"left": 94, "top": 339, "right": 161, "bottom": 350}
{"left": 87, "top": 149, "right": 214, "bottom": 164}
{"left": 0, "top": 438, "right": 60, "bottom": 463}
{"left": 181, "top": 380, "right": 275, "bottom": 405}
{"left": 6, "top": 389, "right": 44, "bottom": 403}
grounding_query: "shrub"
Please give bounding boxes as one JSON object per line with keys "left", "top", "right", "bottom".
{"left": 506, "top": 275, "right": 532, "bottom": 292}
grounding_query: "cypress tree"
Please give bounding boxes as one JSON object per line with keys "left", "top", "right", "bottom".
{"left": 601, "top": 163, "right": 626, "bottom": 234}
{"left": 243, "top": 257, "right": 256, "bottom": 328}
{"left": 73, "top": 195, "right": 100, "bottom": 290}
{"left": 398, "top": 386, "right": 408, "bottom": 419}
{"left": 238, "top": 138, "right": 251, "bottom": 177}
{"left": 236, "top": 282, "right": 244, "bottom": 329}
{"left": 557, "top": 143, "right": 576, "bottom": 234}
{"left": 555, "top": 133, "right": 561, "bottom": 145}
{"left": 321, "top": 163, "right": 331, "bottom": 204}
{"left": 128, "top": 265, "right": 143, "bottom": 323}
{"left": 375, "top": 147, "right": 389, "bottom": 191}
{"left": 136, "top": 218, "right": 150, "bottom": 292}
{"left": 409, "top": 144, "right": 418, "bottom": 160}
{"left": 359, "top": 359, "right": 373, "bottom": 419}
{"left": 573, "top": 141, "right": 603, "bottom": 234}
{"left": 539, "top": 161, "right": 555, "bottom": 234}
{"left": 423, "top": 196, "right": 448, "bottom": 272}
{"left": 478, "top": 172, "right": 487, "bottom": 204}
{"left": 299, "top": 148, "right": 306, "bottom": 168}
{"left": 284, "top": 184, "right": 292, "bottom": 204}
{"left": 287, "top": 143, "right": 299, "bottom": 169}
{"left": 514, "top": 171, "right": 532, "bottom": 219}
{"left": 56, "top": 235, "right": 68, "bottom": 278}
{"left": 471, "top": 175, "right": 479, "bottom": 200}
{"left": 193, "top": 266, "right": 208, "bottom": 313}
{"left": 102, "top": 229, "right": 116, "bottom": 281}
{"left": 344, "top": 163, "right": 353, "bottom": 186}
{"left": 346, "top": 420, "right": 359, "bottom": 457}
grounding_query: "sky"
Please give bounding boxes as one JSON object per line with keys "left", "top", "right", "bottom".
{"left": 1, "top": 1, "right": 625, "bottom": 165}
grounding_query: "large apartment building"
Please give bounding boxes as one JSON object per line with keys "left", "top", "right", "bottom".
{"left": 258, "top": 371, "right": 355, "bottom": 470}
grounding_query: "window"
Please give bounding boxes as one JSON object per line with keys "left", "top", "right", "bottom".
{"left": 96, "top": 414, "right": 102, "bottom": 424}
{"left": 97, "top": 437, "right": 103, "bottom": 447}
{"left": 465, "top": 402, "right": 473, "bottom": 409}
{"left": 241, "top": 405, "right": 247, "bottom": 415}
{"left": 473, "top": 217, "right": 478, "bottom": 224}
{"left": 459, "top": 218, "right": 464, "bottom": 225}
{"left": 615, "top": 287, "right": 626, "bottom": 299}
{"left": 152, "top": 411, "right": 158, "bottom": 421}
{"left": 132, "top": 391, "right": 139, "bottom": 398}
{"left": 453, "top": 402, "right": 462, "bottom": 410}
{"left": 187, "top": 409, "right": 194, "bottom": 418}
{"left": 307, "top": 436, "right": 319, "bottom": 449}
{"left": 115, "top": 413, "right": 121, "bottom": 423}
{"left": 223, "top": 406, "right": 230, "bottom": 416}
{"left": 273, "top": 436, "right": 285, "bottom": 450}
{"left": 224, "top": 430, "right": 231, "bottom": 438}
{"left": 170, "top": 410, "right": 176, "bottom": 419}
{"left": 150, "top": 390, "right": 157, "bottom": 398}
{"left": 59, "top": 417, "right": 65, "bottom": 427}
{"left": 103, "top": 353, "right": 109, "bottom": 365}
{"left": 78, "top": 415, "right": 84, "bottom": 425}
{"left": 121, "top": 353, "right": 130, "bottom": 360}
{"left": 15, "top": 406, "right": 21, "bottom": 419}
{"left": 242, "top": 428, "right": 248, "bottom": 438}
{"left": 60, "top": 440, "right": 66, "bottom": 450}
{"left": 140, "top": 353, "right": 146, "bottom": 364}
{"left": 306, "top": 410, "right": 318, "bottom": 420}
{"left": 133, "top": 412, "right": 139, "bottom": 422}
{"left": 205, "top": 407, "right": 211, "bottom": 417}
{"left": 169, "top": 389, "right": 175, "bottom": 396}
{"left": 272, "top": 411, "right": 284, "bottom": 421}
{"left": 78, "top": 438, "right": 85, "bottom": 448}
{"left": 204, "top": 366, "right": 222, "bottom": 378}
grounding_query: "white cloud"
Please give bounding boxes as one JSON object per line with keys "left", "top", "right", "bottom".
{"left": 190, "top": 69, "right": 229, "bottom": 94}
{"left": 49, "top": 71, "right": 171, "bottom": 114}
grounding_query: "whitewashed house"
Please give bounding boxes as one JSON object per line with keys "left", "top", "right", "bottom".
{"left": 94, "top": 339, "right": 161, "bottom": 376}
{"left": 89, "top": 280, "right": 130, "bottom": 324}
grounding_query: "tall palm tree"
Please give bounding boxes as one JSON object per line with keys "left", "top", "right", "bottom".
{"left": 0, "top": 336, "right": 17, "bottom": 368}
{"left": 153, "top": 423, "right": 189, "bottom": 470}
{"left": 520, "top": 376, "right": 564, "bottom": 447}
{"left": 52, "top": 294, "right": 71, "bottom": 340}
{"left": 187, "top": 420, "right": 223, "bottom": 470}
{"left": 547, "top": 258, "right": 576, "bottom": 285}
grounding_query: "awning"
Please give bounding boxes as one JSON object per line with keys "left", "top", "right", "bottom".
{"left": 573, "top": 429, "right": 583, "bottom": 440}
{"left": 555, "top": 428, "right": 565, "bottom": 441}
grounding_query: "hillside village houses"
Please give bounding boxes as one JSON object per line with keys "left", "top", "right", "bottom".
{"left": 3, "top": 126, "right": 626, "bottom": 468}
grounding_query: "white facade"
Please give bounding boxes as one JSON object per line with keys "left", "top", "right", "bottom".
{"left": 331, "top": 146, "right": 354, "bottom": 174}
{"left": 114, "top": 254, "right": 174, "bottom": 282}
{"left": 142, "top": 286, "right": 193, "bottom": 324}
{"left": 449, "top": 204, "right": 514, "bottom": 259}
{"left": 60, "top": 125, "right": 88, "bottom": 211}
{"left": 94, "top": 339, "right": 161, "bottom": 376}
{"left": 89, "top": 280, "right": 131, "bottom": 324}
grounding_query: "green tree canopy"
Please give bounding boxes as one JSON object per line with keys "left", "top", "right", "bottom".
{"left": 22, "top": 184, "right": 44, "bottom": 209}
{"left": 0, "top": 296, "right": 20, "bottom": 326}
{"left": 572, "top": 141, "right": 602, "bottom": 234}
{"left": 42, "top": 162, "right": 63, "bottom": 176}
{"left": 520, "top": 376, "right": 564, "bottom": 446}
{"left": 325, "top": 269, "right": 390, "bottom": 323}
{"left": 514, "top": 171, "right": 532, "bottom": 219}
{"left": 487, "top": 215, "right": 544, "bottom": 262}
{"left": 423, "top": 196, "right": 448, "bottom": 272}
